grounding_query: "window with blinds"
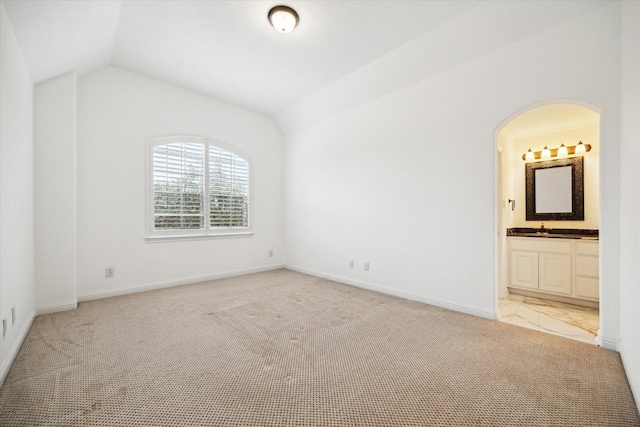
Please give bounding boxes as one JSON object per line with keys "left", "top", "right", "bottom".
{"left": 153, "top": 143, "right": 205, "bottom": 230}
{"left": 209, "top": 146, "right": 249, "bottom": 228}
{"left": 147, "top": 136, "right": 251, "bottom": 239}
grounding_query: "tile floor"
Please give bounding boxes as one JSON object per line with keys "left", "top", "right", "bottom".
{"left": 498, "top": 293, "right": 599, "bottom": 344}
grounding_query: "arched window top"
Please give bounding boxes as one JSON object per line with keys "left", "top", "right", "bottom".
{"left": 146, "top": 135, "right": 252, "bottom": 240}
{"left": 149, "top": 135, "right": 251, "bottom": 163}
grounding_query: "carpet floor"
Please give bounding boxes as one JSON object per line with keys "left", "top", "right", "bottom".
{"left": 0, "top": 269, "right": 638, "bottom": 426}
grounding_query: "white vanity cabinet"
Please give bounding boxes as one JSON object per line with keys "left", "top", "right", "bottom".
{"left": 508, "top": 237, "right": 599, "bottom": 303}
{"left": 575, "top": 242, "right": 600, "bottom": 299}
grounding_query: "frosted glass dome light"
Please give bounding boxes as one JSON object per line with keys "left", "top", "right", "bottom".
{"left": 558, "top": 144, "right": 568, "bottom": 157}
{"left": 269, "top": 6, "right": 299, "bottom": 33}
{"left": 525, "top": 149, "right": 535, "bottom": 161}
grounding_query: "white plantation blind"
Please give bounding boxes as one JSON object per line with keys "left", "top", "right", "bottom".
{"left": 153, "top": 143, "right": 205, "bottom": 230}
{"left": 209, "top": 146, "right": 250, "bottom": 228}
{"left": 148, "top": 136, "right": 251, "bottom": 238}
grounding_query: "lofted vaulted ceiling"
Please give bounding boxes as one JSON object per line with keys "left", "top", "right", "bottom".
{"left": 2, "top": 0, "right": 481, "bottom": 116}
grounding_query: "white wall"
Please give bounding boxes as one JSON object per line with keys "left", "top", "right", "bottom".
{"left": 283, "top": 2, "right": 622, "bottom": 346}
{"left": 619, "top": 0, "right": 640, "bottom": 408}
{"left": 0, "top": 3, "right": 35, "bottom": 383}
{"left": 34, "top": 71, "right": 77, "bottom": 313}
{"left": 507, "top": 125, "right": 600, "bottom": 229}
{"left": 275, "top": 1, "right": 611, "bottom": 134}
{"left": 76, "top": 67, "right": 284, "bottom": 299}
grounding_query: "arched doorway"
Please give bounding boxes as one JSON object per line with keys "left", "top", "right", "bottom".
{"left": 495, "top": 102, "right": 600, "bottom": 343}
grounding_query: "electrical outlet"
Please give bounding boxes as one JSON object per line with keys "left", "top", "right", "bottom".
{"left": 349, "top": 261, "right": 354, "bottom": 268}
{"left": 364, "top": 262, "right": 370, "bottom": 271}
{"left": 269, "top": 250, "right": 274, "bottom": 258}
{"left": 2, "top": 318, "right": 6, "bottom": 338}
{"left": 11, "top": 306, "right": 16, "bottom": 325}
{"left": 105, "top": 267, "right": 115, "bottom": 278}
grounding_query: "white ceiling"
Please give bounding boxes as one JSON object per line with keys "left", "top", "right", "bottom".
{"left": 2, "top": 0, "right": 481, "bottom": 116}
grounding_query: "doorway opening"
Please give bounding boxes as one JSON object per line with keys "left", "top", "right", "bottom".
{"left": 495, "top": 103, "right": 600, "bottom": 344}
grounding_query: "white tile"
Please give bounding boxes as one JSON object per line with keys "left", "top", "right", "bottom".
{"left": 497, "top": 299, "right": 520, "bottom": 318}
{"left": 497, "top": 293, "right": 599, "bottom": 344}
{"left": 505, "top": 294, "right": 525, "bottom": 302}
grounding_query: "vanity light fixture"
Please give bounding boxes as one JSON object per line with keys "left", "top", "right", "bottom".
{"left": 269, "top": 5, "right": 299, "bottom": 33}
{"left": 521, "top": 141, "right": 592, "bottom": 161}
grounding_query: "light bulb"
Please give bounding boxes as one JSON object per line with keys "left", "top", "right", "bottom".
{"left": 525, "top": 149, "right": 535, "bottom": 161}
{"left": 575, "top": 141, "right": 586, "bottom": 154}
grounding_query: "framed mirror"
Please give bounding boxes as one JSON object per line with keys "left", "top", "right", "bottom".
{"left": 525, "top": 157, "right": 584, "bottom": 221}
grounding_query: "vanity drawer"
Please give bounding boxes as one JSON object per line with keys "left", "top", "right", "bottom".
{"left": 576, "top": 256, "right": 599, "bottom": 277}
{"left": 576, "top": 242, "right": 599, "bottom": 256}
{"left": 576, "top": 277, "right": 599, "bottom": 299}
{"left": 509, "top": 238, "right": 571, "bottom": 254}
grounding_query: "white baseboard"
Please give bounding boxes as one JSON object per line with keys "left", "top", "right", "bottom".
{"left": 285, "top": 265, "right": 497, "bottom": 320}
{"left": 618, "top": 339, "right": 640, "bottom": 410}
{"left": 0, "top": 308, "right": 35, "bottom": 386}
{"left": 596, "top": 332, "right": 619, "bottom": 351}
{"left": 36, "top": 301, "right": 78, "bottom": 315}
{"left": 77, "top": 265, "right": 285, "bottom": 302}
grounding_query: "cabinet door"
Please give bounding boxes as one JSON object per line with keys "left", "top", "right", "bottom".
{"left": 510, "top": 251, "right": 538, "bottom": 290}
{"left": 539, "top": 254, "right": 572, "bottom": 295}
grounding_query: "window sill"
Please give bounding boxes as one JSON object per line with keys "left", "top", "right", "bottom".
{"left": 145, "top": 232, "right": 254, "bottom": 243}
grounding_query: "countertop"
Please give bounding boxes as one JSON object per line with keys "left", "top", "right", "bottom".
{"left": 506, "top": 227, "right": 599, "bottom": 240}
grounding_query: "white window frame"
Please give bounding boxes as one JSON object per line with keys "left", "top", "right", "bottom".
{"left": 145, "top": 135, "right": 253, "bottom": 241}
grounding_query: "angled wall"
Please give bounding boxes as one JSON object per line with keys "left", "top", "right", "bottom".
{"left": 34, "top": 71, "right": 77, "bottom": 313}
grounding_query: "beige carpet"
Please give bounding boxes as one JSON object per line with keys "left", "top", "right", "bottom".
{"left": 1, "top": 269, "right": 638, "bottom": 426}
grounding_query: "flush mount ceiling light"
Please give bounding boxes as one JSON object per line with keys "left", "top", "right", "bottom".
{"left": 269, "top": 5, "right": 298, "bottom": 33}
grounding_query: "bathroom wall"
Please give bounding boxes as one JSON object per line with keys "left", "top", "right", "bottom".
{"left": 506, "top": 125, "right": 599, "bottom": 229}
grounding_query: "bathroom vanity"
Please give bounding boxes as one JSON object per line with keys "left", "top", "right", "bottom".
{"left": 507, "top": 228, "right": 599, "bottom": 307}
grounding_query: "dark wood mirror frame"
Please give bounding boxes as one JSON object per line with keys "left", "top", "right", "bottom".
{"left": 525, "top": 157, "right": 584, "bottom": 221}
